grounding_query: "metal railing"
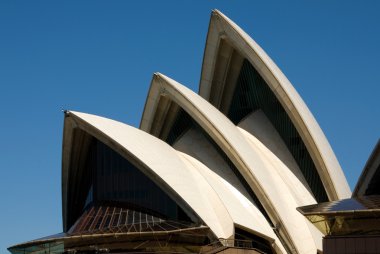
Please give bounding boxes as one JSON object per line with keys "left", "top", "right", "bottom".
{"left": 199, "top": 238, "right": 267, "bottom": 254}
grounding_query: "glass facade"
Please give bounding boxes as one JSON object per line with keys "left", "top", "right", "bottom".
{"left": 9, "top": 242, "right": 64, "bottom": 254}
{"left": 67, "top": 132, "right": 192, "bottom": 230}
{"left": 165, "top": 108, "right": 193, "bottom": 146}
{"left": 92, "top": 139, "right": 183, "bottom": 219}
{"left": 365, "top": 164, "right": 380, "bottom": 195}
{"left": 228, "top": 59, "right": 329, "bottom": 202}
{"left": 69, "top": 205, "right": 200, "bottom": 235}
{"left": 235, "top": 227, "right": 274, "bottom": 254}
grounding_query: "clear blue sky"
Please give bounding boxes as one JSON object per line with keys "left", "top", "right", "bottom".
{"left": 0, "top": 1, "right": 379, "bottom": 252}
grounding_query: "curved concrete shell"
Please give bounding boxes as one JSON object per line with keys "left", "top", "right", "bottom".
{"left": 199, "top": 10, "right": 350, "bottom": 201}
{"left": 11, "top": 9, "right": 353, "bottom": 254}
{"left": 141, "top": 73, "right": 323, "bottom": 253}
{"left": 62, "top": 111, "right": 234, "bottom": 239}
{"left": 179, "top": 152, "right": 287, "bottom": 254}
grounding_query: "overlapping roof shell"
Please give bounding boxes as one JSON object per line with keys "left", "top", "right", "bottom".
{"left": 9, "top": 9, "right": 351, "bottom": 254}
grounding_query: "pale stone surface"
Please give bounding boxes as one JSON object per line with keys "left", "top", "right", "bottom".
{"left": 238, "top": 110, "right": 312, "bottom": 195}
{"left": 173, "top": 127, "right": 253, "bottom": 202}
{"left": 63, "top": 111, "right": 234, "bottom": 239}
{"left": 179, "top": 152, "right": 287, "bottom": 254}
{"left": 142, "top": 73, "right": 319, "bottom": 253}
{"left": 26, "top": 9, "right": 354, "bottom": 254}
{"left": 238, "top": 128, "right": 322, "bottom": 250}
{"left": 199, "top": 10, "right": 351, "bottom": 201}
{"left": 105, "top": 9, "right": 352, "bottom": 254}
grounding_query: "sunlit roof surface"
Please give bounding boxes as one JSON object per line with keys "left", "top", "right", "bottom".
{"left": 297, "top": 195, "right": 380, "bottom": 236}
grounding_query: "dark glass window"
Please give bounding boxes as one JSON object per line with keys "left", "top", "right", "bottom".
{"left": 165, "top": 108, "right": 193, "bottom": 146}
{"left": 68, "top": 133, "right": 193, "bottom": 230}
{"left": 84, "top": 185, "right": 93, "bottom": 208}
{"left": 365, "top": 164, "right": 380, "bottom": 195}
{"left": 91, "top": 139, "right": 184, "bottom": 220}
{"left": 228, "top": 59, "right": 328, "bottom": 202}
{"left": 235, "top": 227, "right": 274, "bottom": 254}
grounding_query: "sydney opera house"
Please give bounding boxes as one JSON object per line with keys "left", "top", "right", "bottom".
{"left": 9, "top": 10, "right": 356, "bottom": 254}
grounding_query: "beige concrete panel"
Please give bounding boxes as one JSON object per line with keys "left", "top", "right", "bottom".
{"left": 63, "top": 111, "right": 234, "bottom": 239}
{"left": 238, "top": 110, "right": 312, "bottom": 195}
{"left": 179, "top": 152, "right": 287, "bottom": 254}
{"left": 219, "top": 50, "right": 244, "bottom": 114}
{"left": 173, "top": 127, "right": 253, "bottom": 202}
{"left": 209, "top": 39, "right": 233, "bottom": 108}
{"left": 305, "top": 219, "right": 323, "bottom": 251}
{"left": 199, "top": 14, "right": 221, "bottom": 98}
{"left": 239, "top": 126, "right": 316, "bottom": 205}
{"left": 238, "top": 128, "right": 323, "bottom": 251}
{"left": 173, "top": 152, "right": 235, "bottom": 241}
{"left": 150, "top": 73, "right": 318, "bottom": 254}
{"left": 199, "top": 10, "right": 351, "bottom": 200}
{"left": 140, "top": 81, "right": 162, "bottom": 131}
{"left": 174, "top": 124, "right": 322, "bottom": 252}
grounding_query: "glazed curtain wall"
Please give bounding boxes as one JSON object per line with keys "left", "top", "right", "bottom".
{"left": 68, "top": 133, "right": 191, "bottom": 230}
{"left": 228, "top": 59, "right": 328, "bottom": 202}
{"left": 92, "top": 139, "right": 181, "bottom": 219}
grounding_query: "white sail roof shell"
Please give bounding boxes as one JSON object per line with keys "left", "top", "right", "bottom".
{"left": 140, "top": 73, "right": 321, "bottom": 253}
{"left": 199, "top": 10, "right": 351, "bottom": 201}
{"left": 62, "top": 9, "right": 352, "bottom": 254}
{"left": 178, "top": 152, "right": 286, "bottom": 254}
{"left": 63, "top": 111, "right": 234, "bottom": 239}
